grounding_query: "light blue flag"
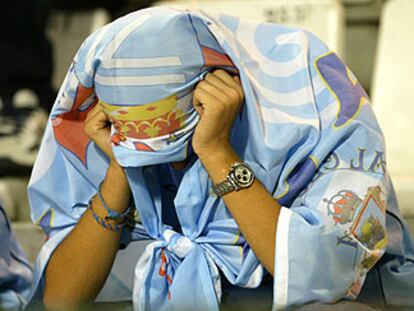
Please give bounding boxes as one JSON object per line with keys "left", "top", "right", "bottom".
{"left": 27, "top": 7, "right": 414, "bottom": 310}
{"left": 0, "top": 205, "right": 33, "bottom": 310}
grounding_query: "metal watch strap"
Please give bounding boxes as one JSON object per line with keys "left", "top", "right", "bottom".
{"left": 212, "top": 162, "right": 254, "bottom": 197}
{"left": 212, "top": 177, "right": 236, "bottom": 197}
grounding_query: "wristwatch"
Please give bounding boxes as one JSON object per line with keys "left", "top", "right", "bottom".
{"left": 212, "top": 162, "right": 255, "bottom": 197}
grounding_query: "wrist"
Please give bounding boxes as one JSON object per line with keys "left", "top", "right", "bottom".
{"left": 108, "top": 159, "right": 124, "bottom": 174}
{"left": 97, "top": 160, "right": 130, "bottom": 214}
{"left": 194, "top": 140, "right": 232, "bottom": 161}
{"left": 197, "top": 143, "right": 241, "bottom": 184}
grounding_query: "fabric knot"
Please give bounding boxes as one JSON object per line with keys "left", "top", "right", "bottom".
{"left": 163, "top": 229, "right": 195, "bottom": 259}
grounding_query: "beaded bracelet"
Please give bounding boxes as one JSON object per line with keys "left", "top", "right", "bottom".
{"left": 97, "top": 183, "right": 131, "bottom": 221}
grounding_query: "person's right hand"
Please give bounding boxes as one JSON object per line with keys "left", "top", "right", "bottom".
{"left": 84, "top": 104, "right": 115, "bottom": 162}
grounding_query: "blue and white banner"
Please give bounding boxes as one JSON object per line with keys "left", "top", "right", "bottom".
{"left": 27, "top": 7, "right": 414, "bottom": 310}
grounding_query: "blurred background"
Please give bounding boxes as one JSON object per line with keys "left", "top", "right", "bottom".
{"left": 0, "top": 0, "right": 412, "bottom": 264}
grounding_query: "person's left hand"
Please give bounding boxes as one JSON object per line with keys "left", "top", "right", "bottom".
{"left": 192, "top": 69, "right": 244, "bottom": 157}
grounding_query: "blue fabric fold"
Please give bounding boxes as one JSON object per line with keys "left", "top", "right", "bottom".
{"left": 0, "top": 205, "right": 33, "bottom": 311}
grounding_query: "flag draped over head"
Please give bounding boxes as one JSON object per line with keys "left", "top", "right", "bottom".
{"left": 27, "top": 7, "right": 414, "bottom": 310}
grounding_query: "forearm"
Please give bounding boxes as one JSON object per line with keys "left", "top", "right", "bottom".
{"left": 43, "top": 162, "right": 130, "bottom": 310}
{"left": 198, "top": 144, "right": 281, "bottom": 275}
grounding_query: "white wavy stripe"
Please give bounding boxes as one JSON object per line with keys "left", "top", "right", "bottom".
{"left": 68, "top": 71, "right": 80, "bottom": 91}
{"left": 242, "top": 53, "right": 327, "bottom": 107}
{"left": 94, "top": 73, "right": 185, "bottom": 86}
{"left": 105, "top": 56, "right": 182, "bottom": 68}
{"left": 319, "top": 100, "right": 337, "bottom": 125}
{"left": 238, "top": 52, "right": 327, "bottom": 107}
{"left": 311, "top": 74, "right": 327, "bottom": 95}
{"left": 205, "top": 21, "right": 226, "bottom": 45}
{"left": 244, "top": 69, "right": 314, "bottom": 106}
{"left": 273, "top": 207, "right": 292, "bottom": 310}
{"left": 200, "top": 11, "right": 322, "bottom": 107}
{"left": 101, "top": 14, "right": 163, "bottom": 69}
{"left": 199, "top": 11, "right": 243, "bottom": 60}
{"left": 85, "top": 23, "right": 110, "bottom": 75}
{"left": 236, "top": 19, "right": 308, "bottom": 78}
{"left": 53, "top": 68, "right": 78, "bottom": 112}
{"left": 261, "top": 106, "right": 319, "bottom": 128}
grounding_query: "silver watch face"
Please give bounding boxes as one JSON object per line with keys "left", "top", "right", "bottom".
{"left": 233, "top": 164, "right": 254, "bottom": 187}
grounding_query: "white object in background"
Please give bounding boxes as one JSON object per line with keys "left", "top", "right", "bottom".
{"left": 371, "top": 0, "right": 414, "bottom": 217}
{"left": 46, "top": 9, "right": 111, "bottom": 90}
{"left": 0, "top": 178, "right": 31, "bottom": 221}
{"left": 342, "top": 0, "right": 378, "bottom": 5}
{"left": 153, "top": 0, "right": 346, "bottom": 57}
{"left": 0, "top": 180, "right": 17, "bottom": 220}
{"left": 12, "top": 89, "right": 39, "bottom": 109}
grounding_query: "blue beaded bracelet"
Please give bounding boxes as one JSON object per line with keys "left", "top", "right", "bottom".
{"left": 97, "top": 183, "right": 131, "bottom": 221}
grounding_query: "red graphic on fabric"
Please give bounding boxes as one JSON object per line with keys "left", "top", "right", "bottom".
{"left": 133, "top": 142, "right": 155, "bottom": 152}
{"left": 202, "top": 46, "right": 235, "bottom": 68}
{"left": 111, "top": 133, "right": 126, "bottom": 145}
{"left": 52, "top": 84, "right": 97, "bottom": 166}
{"left": 159, "top": 249, "right": 167, "bottom": 276}
{"left": 159, "top": 249, "right": 173, "bottom": 300}
{"left": 146, "top": 106, "right": 157, "bottom": 112}
{"left": 114, "top": 111, "right": 183, "bottom": 140}
{"left": 325, "top": 190, "right": 362, "bottom": 225}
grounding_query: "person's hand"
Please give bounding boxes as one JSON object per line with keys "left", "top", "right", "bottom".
{"left": 192, "top": 70, "right": 244, "bottom": 157}
{"left": 84, "top": 104, "right": 115, "bottom": 162}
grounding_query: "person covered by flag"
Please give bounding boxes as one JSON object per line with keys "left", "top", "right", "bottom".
{"left": 27, "top": 6, "right": 414, "bottom": 311}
